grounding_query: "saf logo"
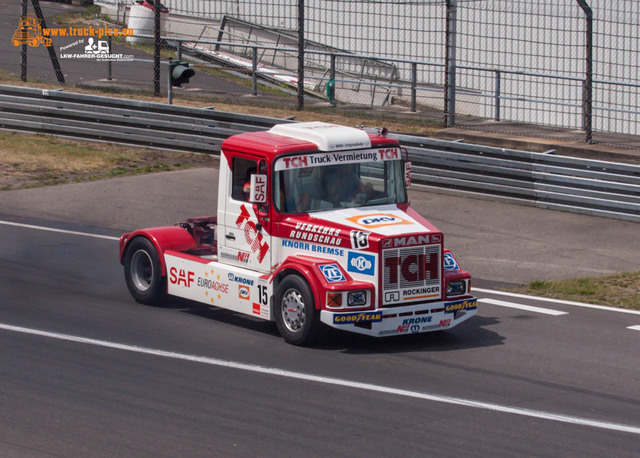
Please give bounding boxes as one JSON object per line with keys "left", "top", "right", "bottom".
{"left": 319, "top": 264, "right": 346, "bottom": 283}
{"left": 250, "top": 174, "right": 267, "bottom": 203}
{"left": 169, "top": 267, "right": 194, "bottom": 287}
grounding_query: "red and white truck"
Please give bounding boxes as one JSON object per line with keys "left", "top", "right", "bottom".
{"left": 119, "top": 122, "right": 477, "bottom": 344}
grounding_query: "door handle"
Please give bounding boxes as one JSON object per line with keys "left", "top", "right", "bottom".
{"left": 225, "top": 233, "right": 236, "bottom": 241}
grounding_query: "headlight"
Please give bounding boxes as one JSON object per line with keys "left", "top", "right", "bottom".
{"left": 347, "top": 291, "right": 367, "bottom": 307}
{"left": 446, "top": 280, "right": 466, "bottom": 297}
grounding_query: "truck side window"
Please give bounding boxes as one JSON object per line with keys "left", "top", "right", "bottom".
{"left": 231, "top": 157, "right": 258, "bottom": 202}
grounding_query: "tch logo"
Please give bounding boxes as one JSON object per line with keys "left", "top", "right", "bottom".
{"left": 384, "top": 252, "right": 438, "bottom": 286}
{"left": 235, "top": 204, "right": 269, "bottom": 263}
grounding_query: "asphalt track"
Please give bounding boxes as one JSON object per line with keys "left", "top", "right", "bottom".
{"left": 0, "top": 167, "right": 639, "bottom": 456}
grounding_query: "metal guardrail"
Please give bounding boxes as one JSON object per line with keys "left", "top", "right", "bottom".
{"left": 1, "top": 84, "right": 639, "bottom": 222}
{"left": 0, "top": 84, "right": 291, "bottom": 153}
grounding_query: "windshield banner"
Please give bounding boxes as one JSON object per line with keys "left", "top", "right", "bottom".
{"left": 274, "top": 147, "right": 401, "bottom": 171}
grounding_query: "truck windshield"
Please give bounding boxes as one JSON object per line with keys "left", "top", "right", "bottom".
{"left": 274, "top": 156, "right": 407, "bottom": 214}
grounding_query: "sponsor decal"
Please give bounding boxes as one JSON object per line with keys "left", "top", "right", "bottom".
{"left": 347, "top": 213, "right": 412, "bottom": 229}
{"left": 402, "top": 287, "right": 439, "bottom": 297}
{"left": 403, "top": 316, "right": 433, "bottom": 325}
{"left": 288, "top": 222, "right": 342, "bottom": 246}
{"left": 347, "top": 251, "right": 375, "bottom": 276}
{"left": 382, "top": 234, "right": 432, "bottom": 248}
{"left": 350, "top": 230, "right": 370, "bottom": 249}
{"left": 252, "top": 302, "right": 261, "bottom": 315}
{"left": 199, "top": 269, "right": 229, "bottom": 304}
{"left": 439, "top": 319, "right": 452, "bottom": 328}
{"left": 235, "top": 204, "right": 269, "bottom": 263}
{"left": 250, "top": 174, "right": 267, "bottom": 203}
{"left": 275, "top": 148, "right": 401, "bottom": 171}
{"left": 444, "top": 298, "right": 478, "bottom": 314}
{"left": 319, "top": 264, "right": 346, "bottom": 283}
{"left": 219, "top": 249, "right": 250, "bottom": 263}
{"left": 333, "top": 311, "right": 383, "bottom": 325}
{"left": 281, "top": 240, "right": 344, "bottom": 257}
{"left": 196, "top": 276, "right": 229, "bottom": 294}
{"left": 385, "top": 291, "right": 400, "bottom": 303}
{"left": 384, "top": 252, "right": 439, "bottom": 286}
{"left": 383, "top": 244, "right": 441, "bottom": 303}
{"left": 239, "top": 285, "right": 250, "bottom": 300}
{"left": 396, "top": 320, "right": 428, "bottom": 334}
{"left": 378, "top": 148, "right": 400, "bottom": 160}
{"left": 227, "top": 273, "right": 255, "bottom": 286}
{"left": 444, "top": 252, "right": 460, "bottom": 271}
{"left": 169, "top": 267, "right": 194, "bottom": 287}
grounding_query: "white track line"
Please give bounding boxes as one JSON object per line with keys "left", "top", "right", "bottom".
{"left": 0, "top": 219, "right": 119, "bottom": 241}
{"left": 474, "top": 287, "right": 640, "bottom": 316}
{"left": 628, "top": 325, "right": 640, "bottom": 332}
{"left": 478, "top": 298, "right": 568, "bottom": 316}
{"left": 1, "top": 322, "right": 639, "bottom": 436}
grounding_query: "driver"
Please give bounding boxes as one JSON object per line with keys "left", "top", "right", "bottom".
{"left": 324, "top": 164, "right": 372, "bottom": 204}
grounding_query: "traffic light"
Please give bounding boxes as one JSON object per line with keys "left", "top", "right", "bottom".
{"left": 169, "top": 59, "right": 195, "bottom": 87}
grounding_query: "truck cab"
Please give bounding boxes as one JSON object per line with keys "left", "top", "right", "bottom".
{"left": 119, "top": 122, "right": 477, "bottom": 345}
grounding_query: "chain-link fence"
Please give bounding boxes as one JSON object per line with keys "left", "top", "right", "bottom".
{"left": 3, "top": 0, "right": 640, "bottom": 147}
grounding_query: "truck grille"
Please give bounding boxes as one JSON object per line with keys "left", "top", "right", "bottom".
{"left": 382, "top": 244, "right": 441, "bottom": 305}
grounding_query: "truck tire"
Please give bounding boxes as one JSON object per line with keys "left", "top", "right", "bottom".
{"left": 123, "top": 237, "right": 166, "bottom": 305}
{"left": 275, "top": 275, "right": 320, "bottom": 345}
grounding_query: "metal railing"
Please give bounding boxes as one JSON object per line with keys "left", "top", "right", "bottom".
{"left": 1, "top": 84, "right": 638, "bottom": 222}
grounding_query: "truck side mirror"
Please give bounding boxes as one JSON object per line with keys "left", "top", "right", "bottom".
{"left": 249, "top": 174, "right": 268, "bottom": 204}
{"left": 404, "top": 161, "right": 412, "bottom": 189}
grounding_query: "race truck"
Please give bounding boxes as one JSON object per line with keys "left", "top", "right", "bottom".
{"left": 119, "top": 122, "right": 477, "bottom": 345}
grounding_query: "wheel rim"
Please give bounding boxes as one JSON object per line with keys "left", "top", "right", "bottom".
{"left": 281, "top": 288, "right": 306, "bottom": 333}
{"left": 130, "top": 249, "right": 153, "bottom": 292}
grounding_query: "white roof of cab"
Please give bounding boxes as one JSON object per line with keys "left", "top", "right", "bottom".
{"left": 269, "top": 122, "right": 372, "bottom": 152}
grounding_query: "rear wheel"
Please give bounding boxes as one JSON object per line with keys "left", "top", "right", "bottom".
{"left": 275, "top": 275, "right": 320, "bottom": 345}
{"left": 123, "top": 237, "right": 166, "bottom": 305}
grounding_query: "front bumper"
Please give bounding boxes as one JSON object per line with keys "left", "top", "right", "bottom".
{"left": 320, "top": 297, "right": 477, "bottom": 337}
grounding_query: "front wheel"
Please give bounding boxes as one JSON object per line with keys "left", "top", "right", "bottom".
{"left": 275, "top": 275, "right": 320, "bottom": 345}
{"left": 123, "top": 237, "right": 166, "bottom": 305}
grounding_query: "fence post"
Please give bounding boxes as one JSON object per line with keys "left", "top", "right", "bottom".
{"left": 494, "top": 70, "right": 501, "bottom": 121}
{"left": 32, "top": 0, "right": 65, "bottom": 83}
{"left": 576, "top": 0, "right": 593, "bottom": 143}
{"left": 411, "top": 62, "right": 417, "bottom": 112}
{"left": 444, "top": 0, "right": 457, "bottom": 127}
{"left": 21, "top": 0, "right": 27, "bottom": 82}
{"left": 107, "top": 35, "right": 112, "bottom": 81}
{"left": 252, "top": 47, "right": 258, "bottom": 96}
{"left": 297, "top": 0, "right": 305, "bottom": 111}
{"left": 153, "top": 1, "right": 161, "bottom": 97}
